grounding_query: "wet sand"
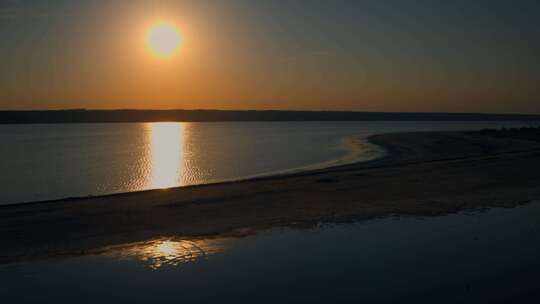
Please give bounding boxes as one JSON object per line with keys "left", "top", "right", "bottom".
{"left": 2, "top": 130, "right": 540, "bottom": 263}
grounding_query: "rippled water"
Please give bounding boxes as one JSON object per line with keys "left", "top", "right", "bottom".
{"left": 100, "top": 237, "right": 227, "bottom": 270}
{"left": 0, "top": 121, "right": 537, "bottom": 204}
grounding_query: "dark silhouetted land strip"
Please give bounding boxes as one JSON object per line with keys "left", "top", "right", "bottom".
{"left": 2, "top": 109, "right": 540, "bottom": 123}
{"left": 2, "top": 128, "right": 540, "bottom": 264}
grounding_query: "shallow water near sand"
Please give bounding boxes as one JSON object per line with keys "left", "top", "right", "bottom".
{"left": 1, "top": 201, "right": 539, "bottom": 303}
{"left": 1, "top": 121, "right": 538, "bottom": 204}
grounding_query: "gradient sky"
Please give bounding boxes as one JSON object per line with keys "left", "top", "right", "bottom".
{"left": 1, "top": 0, "right": 539, "bottom": 113}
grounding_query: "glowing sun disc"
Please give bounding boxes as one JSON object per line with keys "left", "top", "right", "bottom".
{"left": 146, "top": 23, "right": 182, "bottom": 58}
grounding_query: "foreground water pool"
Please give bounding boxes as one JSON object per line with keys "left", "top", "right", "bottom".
{"left": 1, "top": 201, "right": 539, "bottom": 303}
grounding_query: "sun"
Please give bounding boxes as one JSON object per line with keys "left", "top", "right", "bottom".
{"left": 146, "top": 22, "right": 182, "bottom": 58}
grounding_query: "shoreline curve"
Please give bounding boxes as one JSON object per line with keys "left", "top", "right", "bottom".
{"left": 1, "top": 135, "right": 385, "bottom": 207}
{"left": 2, "top": 129, "right": 540, "bottom": 264}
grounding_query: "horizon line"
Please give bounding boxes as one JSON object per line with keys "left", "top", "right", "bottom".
{"left": 2, "top": 109, "right": 540, "bottom": 116}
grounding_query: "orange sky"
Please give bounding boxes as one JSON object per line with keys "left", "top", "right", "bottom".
{"left": 1, "top": 0, "right": 539, "bottom": 113}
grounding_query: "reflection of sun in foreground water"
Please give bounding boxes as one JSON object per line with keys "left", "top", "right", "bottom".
{"left": 146, "top": 122, "right": 184, "bottom": 189}
{"left": 104, "top": 237, "right": 225, "bottom": 269}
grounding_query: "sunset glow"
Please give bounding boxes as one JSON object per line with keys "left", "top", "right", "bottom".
{"left": 1, "top": 0, "right": 540, "bottom": 113}
{"left": 146, "top": 22, "right": 182, "bottom": 58}
{"left": 2, "top": 1, "right": 540, "bottom": 301}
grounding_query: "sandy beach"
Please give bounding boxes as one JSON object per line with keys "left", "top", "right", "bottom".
{"left": 2, "top": 129, "right": 540, "bottom": 264}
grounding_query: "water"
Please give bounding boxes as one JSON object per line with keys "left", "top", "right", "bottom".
{"left": 1, "top": 201, "right": 539, "bottom": 303}
{"left": 0, "top": 121, "right": 538, "bottom": 204}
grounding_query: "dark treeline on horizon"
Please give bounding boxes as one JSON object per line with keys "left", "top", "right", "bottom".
{"left": 1, "top": 109, "right": 540, "bottom": 124}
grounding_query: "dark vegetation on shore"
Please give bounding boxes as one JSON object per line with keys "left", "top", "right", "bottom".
{"left": 2, "top": 109, "right": 540, "bottom": 124}
{"left": 477, "top": 127, "right": 540, "bottom": 142}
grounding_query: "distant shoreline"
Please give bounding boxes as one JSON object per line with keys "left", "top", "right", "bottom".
{"left": 2, "top": 109, "right": 540, "bottom": 124}
{"left": 2, "top": 128, "right": 540, "bottom": 264}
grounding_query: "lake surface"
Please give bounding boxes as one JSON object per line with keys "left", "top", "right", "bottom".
{"left": 1, "top": 201, "right": 539, "bottom": 303}
{"left": 1, "top": 121, "right": 539, "bottom": 204}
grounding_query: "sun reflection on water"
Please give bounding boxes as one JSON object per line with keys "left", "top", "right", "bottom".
{"left": 146, "top": 122, "right": 185, "bottom": 189}
{"left": 103, "top": 237, "right": 226, "bottom": 269}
